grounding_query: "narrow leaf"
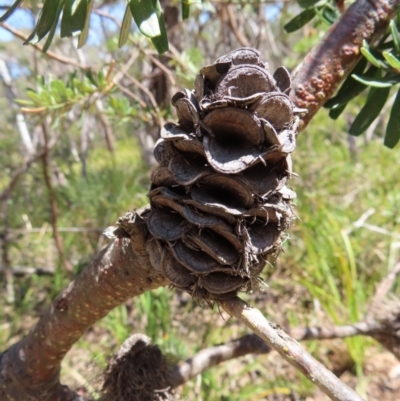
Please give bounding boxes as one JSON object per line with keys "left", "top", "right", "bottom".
{"left": 384, "top": 88, "right": 400, "bottom": 148}
{"left": 324, "top": 58, "right": 369, "bottom": 108}
{"left": 382, "top": 51, "right": 400, "bottom": 71}
{"left": 25, "top": 0, "right": 63, "bottom": 44}
{"left": 329, "top": 103, "right": 347, "bottom": 120}
{"left": 360, "top": 40, "right": 386, "bottom": 68}
{"left": 119, "top": 4, "right": 133, "bottom": 47}
{"left": 349, "top": 87, "right": 391, "bottom": 136}
{"left": 0, "top": 0, "right": 23, "bottom": 22}
{"left": 182, "top": 0, "right": 190, "bottom": 20}
{"left": 390, "top": 19, "right": 400, "bottom": 55}
{"left": 298, "top": 0, "right": 320, "bottom": 8}
{"left": 129, "top": 0, "right": 161, "bottom": 38}
{"left": 77, "top": 0, "right": 94, "bottom": 48}
{"left": 69, "top": 0, "right": 88, "bottom": 36}
{"left": 320, "top": 5, "right": 339, "bottom": 25}
{"left": 352, "top": 73, "right": 400, "bottom": 88}
{"left": 283, "top": 9, "right": 316, "bottom": 33}
{"left": 61, "top": 0, "right": 74, "bottom": 38}
{"left": 42, "top": 1, "right": 64, "bottom": 52}
{"left": 150, "top": 0, "right": 169, "bottom": 54}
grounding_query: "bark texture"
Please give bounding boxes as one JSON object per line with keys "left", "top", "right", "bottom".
{"left": 0, "top": 211, "right": 168, "bottom": 401}
{"left": 291, "top": 0, "right": 400, "bottom": 129}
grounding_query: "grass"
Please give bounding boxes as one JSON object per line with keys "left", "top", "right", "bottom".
{"left": 1, "top": 106, "right": 400, "bottom": 400}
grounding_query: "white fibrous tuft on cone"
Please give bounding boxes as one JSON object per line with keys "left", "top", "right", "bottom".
{"left": 147, "top": 48, "right": 304, "bottom": 302}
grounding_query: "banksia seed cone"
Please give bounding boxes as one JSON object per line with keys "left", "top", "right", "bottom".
{"left": 147, "top": 48, "right": 303, "bottom": 302}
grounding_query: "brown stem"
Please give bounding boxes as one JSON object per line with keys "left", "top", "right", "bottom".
{"left": 169, "top": 319, "right": 384, "bottom": 388}
{"left": 170, "top": 333, "right": 271, "bottom": 388}
{"left": 221, "top": 297, "right": 365, "bottom": 401}
{"left": 40, "top": 123, "right": 74, "bottom": 273}
{"left": 0, "top": 23, "right": 88, "bottom": 70}
{"left": 0, "top": 211, "right": 168, "bottom": 401}
{"left": 291, "top": 0, "right": 400, "bottom": 130}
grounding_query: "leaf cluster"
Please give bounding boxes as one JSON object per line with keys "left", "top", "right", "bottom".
{"left": 286, "top": 1, "right": 400, "bottom": 148}
{"left": 0, "top": 0, "right": 201, "bottom": 54}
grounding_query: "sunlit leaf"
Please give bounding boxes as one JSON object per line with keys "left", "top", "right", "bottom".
{"left": 348, "top": 86, "right": 391, "bottom": 136}
{"left": 182, "top": 0, "right": 190, "bottom": 19}
{"left": 25, "top": 0, "right": 63, "bottom": 44}
{"left": 43, "top": 1, "right": 64, "bottom": 52}
{"left": 71, "top": 0, "right": 88, "bottom": 31}
{"left": 77, "top": 0, "right": 94, "bottom": 48}
{"left": 129, "top": 0, "right": 161, "bottom": 38}
{"left": 360, "top": 40, "right": 386, "bottom": 68}
{"left": 384, "top": 88, "right": 400, "bottom": 148}
{"left": 390, "top": 20, "right": 400, "bottom": 55}
{"left": 329, "top": 103, "right": 347, "bottom": 120}
{"left": 119, "top": 4, "right": 133, "bottom": 47}
{"left": 283, "top": 9, "right": 316, "bottom": 33}
{"left": 382, "top": 51, "right": 400, "bottom": 71}
{"left": 149, "top": 0, "right": 169, "bottom": 54}
{"left": 0, "top": 0, "right": 23, "bottom": 22}
{"left": 352, "top": 73, "right": 400, "bottom": 88}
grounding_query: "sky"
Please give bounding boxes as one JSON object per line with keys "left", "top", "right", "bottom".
{"left": 0, "top": 1, "right": 126, "bottom": 44}
{"left": 0, "top": 1, "right": 282, "bottom": 46}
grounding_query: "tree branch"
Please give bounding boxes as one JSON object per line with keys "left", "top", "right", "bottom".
{"left": 291, "top": 0, "right": 400, "bottom": 130}
{"left": 220, "top": 297, "right": 365, "bottom": 401}
{"left": 0, "top": 22, "right": 88, "bottom": 70}
{"left": 0, "top": 210, "right": 168, "bottom": 401}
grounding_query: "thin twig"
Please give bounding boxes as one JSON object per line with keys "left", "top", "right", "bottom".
{"left": 0, "top": 22, "right": 88, "bottom": 70}
{"left": 221, "top": 297, "right": 365, "bottom": 401}
{"left": 40, "top": 122, "right": 74, "bottom": 273}
{"left": 169, "top": 319, "right": 385, "bottom": 387}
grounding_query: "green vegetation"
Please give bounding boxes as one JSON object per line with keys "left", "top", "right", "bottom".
{"left": 1, "top": 1, "right": 400, "bottom": 399}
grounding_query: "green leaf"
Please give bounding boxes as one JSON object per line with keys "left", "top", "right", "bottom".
{"left": 0, "top": 0, "right": 23, "bottom": 22}
{"left": 119, "top": 4, "right": 133, "bottom": 47}
{"left": 390, "top": 20, "right": 400, "bottom": 55}
{"left": 329, "top": 103, "right": 347, "bottom": 120}
{"left": 25, "top": 0, "right": 64, "bottom": 45}
{"left": 360, "top": 40, "right": 386, "bottom": 68}
{"left": 182, "top": 0, "right": 190, "bottom": 20}
{"left": 382, "top": 51, "right": 400, "bottom": 71}
{"left": 149, "top": 0, "right": 169, "bottom": 54}
{"left": 298, "top": 0, "right": 321, "bottom": 8}
{"left": 61, "top": 0, "right": 88, "bottom": 38}
{"left": 349, "top": 86, "right": 391, "bottom": 136}
{"left": 284, "top": 8, "right": 316, "bottom": 33}
{"left": 42, "top": 1, "right": 64, "bottom": 52}
{"left": 319, "top": 5, "right": 339, "bottom": 25}
{"left": 352, "top": 73, "right": 400, "bottom": 88}
{"left": 77, "top": 0, "right": 94, "bottom": 48}
{"left": 61, "top": 0, "right": 73, "bottom": 37}
{"left": 324, "top": 58, "right": 370, "bottom": 108}
{"left": 384, "top": 88, "right": 400, "bottom": 148}
{"left": 129, "top": 0, "right": 161, "bottom": 38}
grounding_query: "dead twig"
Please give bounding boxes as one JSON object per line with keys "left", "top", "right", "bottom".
{"left": 220, "top": 297, "right": 365, "bottom": 401}
{"left": 40, "top": 122, "right": 74, "bottom": 273}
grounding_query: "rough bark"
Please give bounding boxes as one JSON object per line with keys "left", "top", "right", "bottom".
{"left": 0, "top": 210, "right": 168, "bottom": 401}
{"left": 291, "top": 0, "right": 400, "bottom": 129}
